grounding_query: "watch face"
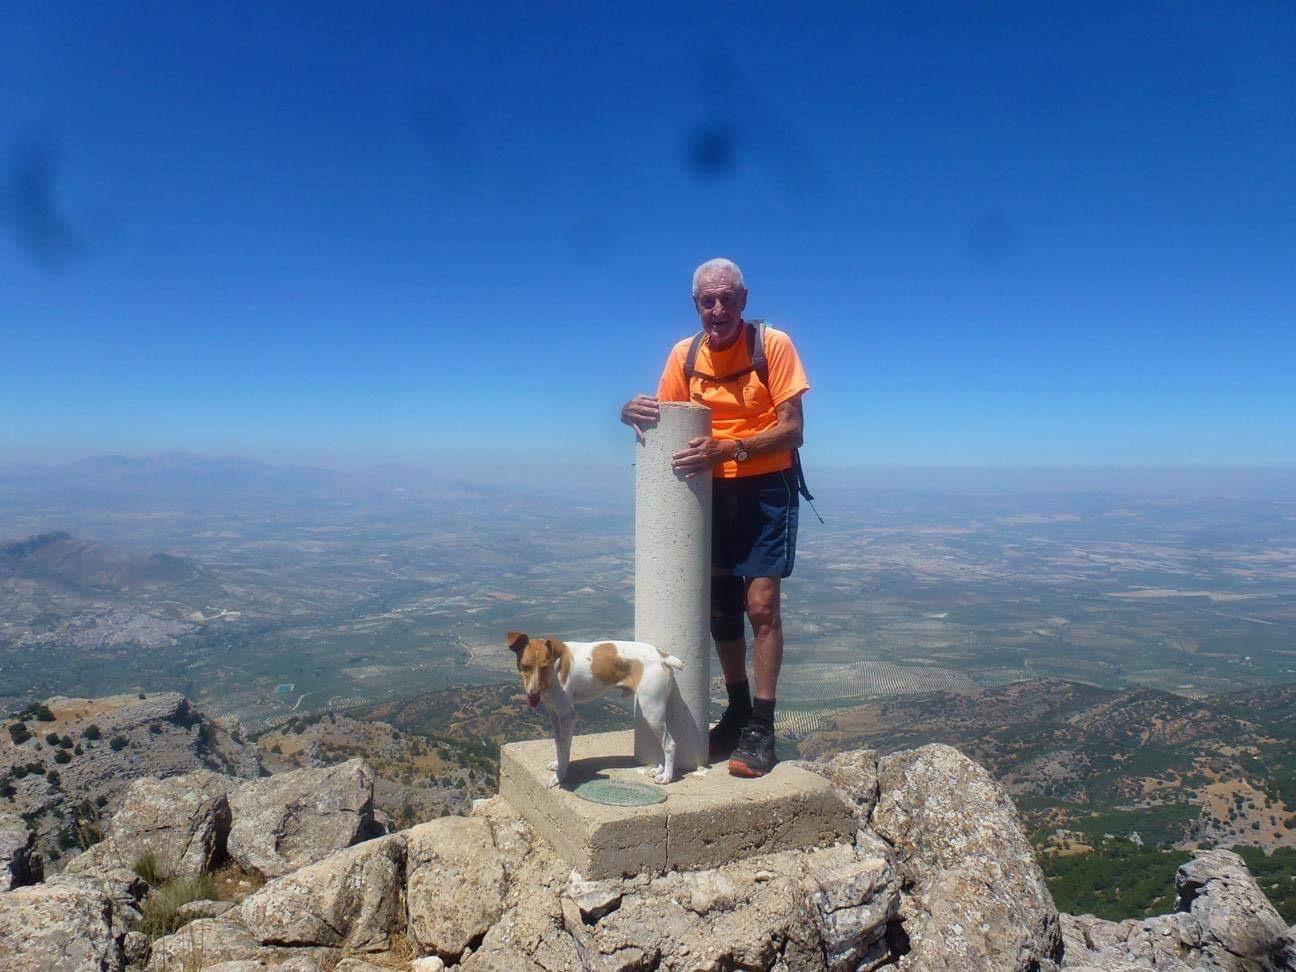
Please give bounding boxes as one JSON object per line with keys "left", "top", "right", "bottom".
{"left": 736, "top": 448, "right": 750, "bottom": 462}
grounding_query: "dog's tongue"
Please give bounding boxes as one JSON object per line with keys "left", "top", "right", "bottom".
{"left": 527, "top": 694, "right": 541, "bottom": 708}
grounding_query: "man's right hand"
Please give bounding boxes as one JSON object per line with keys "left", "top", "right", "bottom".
{"left": 620, "top": 394, "right": 660, "bottom": 444}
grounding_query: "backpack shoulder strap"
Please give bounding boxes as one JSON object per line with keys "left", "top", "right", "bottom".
{"left": 683, "top": 330, "right": 706, "bottom": 381}
{"left": 746, "top": 319, "right": 769, "bottom": 388}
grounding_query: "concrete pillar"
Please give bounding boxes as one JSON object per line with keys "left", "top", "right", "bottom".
{"left": 634, "top": 401, "right": 712, "bottom": 774}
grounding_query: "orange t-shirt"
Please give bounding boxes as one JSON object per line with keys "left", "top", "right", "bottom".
{"left": 656, "top": 323, "right": 810, "bottom": 479}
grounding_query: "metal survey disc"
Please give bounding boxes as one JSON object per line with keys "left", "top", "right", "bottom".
{"left": 572, "top": 779, "right": 667, "bottom": 806}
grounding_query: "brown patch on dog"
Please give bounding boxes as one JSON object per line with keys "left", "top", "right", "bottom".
{"left": 507, "top": 631, "right": 528, "bottom": 667}
{"left": 590, "top": 642, "right": 643, "bottom": 691}
{"left": 546, "top": 638, "right": 572, "bottom": 685}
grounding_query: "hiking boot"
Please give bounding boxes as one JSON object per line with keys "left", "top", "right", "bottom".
{"left": 728, "top": 722, "right": 777, "bottom": 778}
{"left": 708, "top": 706, "right": 749, "bottom": 761}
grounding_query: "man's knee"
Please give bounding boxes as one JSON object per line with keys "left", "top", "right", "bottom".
{"left": 711, "top": 574, "right": 746, "bottom": 641}
{"left": 746, "top": 580, "right": 782, "bottom": 634}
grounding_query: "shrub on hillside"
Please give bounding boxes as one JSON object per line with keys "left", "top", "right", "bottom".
{"left": 45, "top": 732, "right": 60, "bottom": 745}
{"left": 54, "top": 749, "right": 72, "bottom": 764}
{"left": 45, "top": 770, "right": 60, "bottom": 786}
{"left": 60, "top": 734, "right": 73, "bottom": 747}
{"left": 83, "top": 724, "right": 102, "bottom": 740}
{"left": 110, "top": 735, "right": 129, "bottom": 751}
{"left": 26, "top": 702, "right": 55, "bottom": 722}
{"left": 7, "top": 722, "right": 31, "bottom": 745}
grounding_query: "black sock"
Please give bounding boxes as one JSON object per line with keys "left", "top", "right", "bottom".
{"left": 751, "top": 697, "right": 775, "bottom": 731}
{"left": 725, "top": 680, "right": 752, "bottom": 717}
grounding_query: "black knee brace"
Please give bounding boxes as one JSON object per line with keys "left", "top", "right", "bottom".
{"left": 710, "top": 574, "right": 746, "bottom": 641}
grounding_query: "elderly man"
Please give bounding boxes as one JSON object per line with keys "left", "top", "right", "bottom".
{"left": 621, "top": 258, "right": 810, "bottom": 777}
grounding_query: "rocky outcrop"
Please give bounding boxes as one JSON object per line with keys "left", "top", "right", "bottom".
{"left": 1062, "top": 849, "right": 1295, "bottom": 971}
{"left": 0, "top": 810, "right": 43, "bottom": 889}
{"left": 872, "top": 743, "right": 1063, "bottom": 971}
{"left": 226, "top": 757, "right": 378, "bottom": 878}
{"left": 6, "top": 733, "right": 1296, "bottom": 972}
{"left": 238, "top": 834, "right": 406, "bottom": 951}
{"left": 0, "top": 874, "right": 128, "bottom": 971}
{"left": 1, "top": 692, "right": 258, "bottom": 873}
{"left": 406, "top": 816, "right": 508, "bottom": 959}
{"left": 64, "top": 768, "right": 234, "bottom": 880}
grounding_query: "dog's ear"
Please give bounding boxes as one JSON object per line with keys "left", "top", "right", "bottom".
{"left": 507, "top": 632, "right": 528, "bottom": 656}
{"left": 542, "top": 638, "right": 561, "bottom": 664}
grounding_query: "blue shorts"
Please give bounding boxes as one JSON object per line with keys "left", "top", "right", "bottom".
{"left": 710, "top": 470, "right": 799, "bottom": 641}
{"left": 713, "top": 469, "right": 799, "bottom": 578}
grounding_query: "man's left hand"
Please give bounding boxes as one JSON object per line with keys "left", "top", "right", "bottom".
{"left": 671, "top": 437, "right": 733, "bottom": 478}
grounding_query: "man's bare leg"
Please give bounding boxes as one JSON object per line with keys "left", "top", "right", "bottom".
{"left": 709, "top": 569, "right": 752, "bottom": 759}
{"left": 727, "top": 576, "right": 784, "bottom": 777}
{"left": 746, "top": 576, "right": 783, "bottom": 700}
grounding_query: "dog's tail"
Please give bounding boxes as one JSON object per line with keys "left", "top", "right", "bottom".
{"left": 656, "top": 647, "right": 685, "bottom": 671}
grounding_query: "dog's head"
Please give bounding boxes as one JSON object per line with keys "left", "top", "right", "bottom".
{"left": 507, "top": 631, "right": 559, "bottom": 708}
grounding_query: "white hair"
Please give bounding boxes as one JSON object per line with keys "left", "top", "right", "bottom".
{"left": 692, "top": 258, "right": 746, "bottom": 296}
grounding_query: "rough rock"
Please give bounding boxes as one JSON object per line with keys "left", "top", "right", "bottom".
{"left": 1175, "top": 849, "right": 1290, "bottom": 970}
{"left": 872, "top": 743, "right": 1062, "bottom": 971}
{"left": 564, "top": 869, "right": 623, "bottom": 922}
{"left": 0, "top": 876, "right": 126, "bottom": 971}
{"left": 65, "top": 768, "right": 234, "bottom": 880}
{"left": 803, "top": 849, "right": 900, "bottom": 971}
{"left": 238, "top": 833, "right": 406, "bottom": 951}
{"left": 411, "top": 957, "right": 448, "bottom": 972}
{"left": 146, "top": 915, "right": 338, "bottom": 971}
{"left": 1059, "top": 848, "right": 1296, "bottom": 971}
{"left": 0, "top": 810, "right": 43, "bottom": 889}
{"left": 204, "top": 961, "right": 327, "bottom": 972}
{"left": 226, "top": 757, "right": 376, "bottom": 878}
{"left": 176, "top": 896, "right": 237, "bottom": 921}
{"left": 812, "top": 748, "right": 882, "bottom": 824}
{"left": 1060, "top": 911, "right": 1197, "bottom": 970}
{"left": 406, "top": 815, "right": 508, "bottom": 961}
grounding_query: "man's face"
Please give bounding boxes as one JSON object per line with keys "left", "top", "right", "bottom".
{"left": 694, "top": 270, "right": 747, "bottom": 349}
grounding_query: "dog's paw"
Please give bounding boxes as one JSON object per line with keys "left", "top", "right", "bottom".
{"left": 649, "top": 764, "right": 672, "bottom": 784}
{"left": 547, "top": 759, "right": 559, "bottom": 771}
{"left": 546, "top": 771, "right": 562, "bottom": 789}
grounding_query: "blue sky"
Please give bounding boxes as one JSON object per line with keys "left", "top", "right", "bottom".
{"left": 2, "top": 2, "right": 1293, "bottom": 470}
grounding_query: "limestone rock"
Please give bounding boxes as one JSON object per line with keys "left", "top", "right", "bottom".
{"left": 1175, "top": 849, "right": 1289, "bottom": 970}
{"left": 65, "top": 768, "right": 234, "bottom": 881}
{"left": 226, "top": 757, "right": 376, "bottom": 878}
{"left": 1060, "top": 911, "right": 1197, "bottom": 970}
{"left": 812, "top": 748, "right": 881, "bottom": 823}
{"left": 803, "top": 849, "right": 900, "bottom": 972}
{"left": 146, "top": 915, "right": 338, "bottom": 971}
{"left": 123, "top": 929, "right": 151, "bottom": 966}
{"left": 406, "top": 815, "right": 508, "bottom": 961}
{"left": 176, "top": 896, "right": 237, "bottom": 921}
{"left": 0, "top": 877, "right": 125, "bottom": 972}
{"left": 238, "top": 834, "right": 406, "bottom": 951}
{"left": 0, "top": 811, "right": 43, "bottom": 889}
{"left": 872, "top": 743, "right": 1062, "bottom": 971}
{"left": 564, "top": 869, "right": 623, "bottom": 922}
{"left": 411, "top": 957, "right": 448, "bottom": 972}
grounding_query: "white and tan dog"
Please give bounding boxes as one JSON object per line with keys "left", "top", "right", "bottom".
{"left": 507, "top": 631, "right": 685, "bottom": 786}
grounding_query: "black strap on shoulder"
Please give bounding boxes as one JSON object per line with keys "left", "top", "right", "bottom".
{"left": 683, "top": 320, "right": 769, "bottom": 385}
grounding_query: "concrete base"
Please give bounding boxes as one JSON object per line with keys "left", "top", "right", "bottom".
{"left": 499, "top": 731, "right": 856, "bottom": 879}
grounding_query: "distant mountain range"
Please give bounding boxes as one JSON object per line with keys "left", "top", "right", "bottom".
{"left": 0, "top": 532, "right": 204, "bottom": 593}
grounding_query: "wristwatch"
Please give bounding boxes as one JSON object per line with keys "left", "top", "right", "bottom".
{"left": 733, "top": 439, "right": 750, "bottom": 463}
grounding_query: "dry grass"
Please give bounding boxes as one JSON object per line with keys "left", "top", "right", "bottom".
{"left": 138, "top": 874, "right": 218, "bottom": 939}
{"left": 210, "top": 860, "right": 263, "bottom": 902}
